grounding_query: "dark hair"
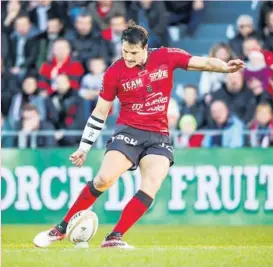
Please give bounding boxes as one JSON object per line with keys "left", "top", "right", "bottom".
{"left": 121, "top": 19, "right": 148, "bottom": 48}
{"left": 76, "top": 10, "right": 92, "bottom": 20}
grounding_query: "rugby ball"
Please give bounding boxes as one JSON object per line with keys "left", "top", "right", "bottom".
{"left": 66, "top": 210, "right": 98, "bottom": 247}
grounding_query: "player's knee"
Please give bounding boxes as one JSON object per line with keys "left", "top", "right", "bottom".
{"left": 144, "top": 175, "right": 164, "bottom": 191}
{"left": 93, "top": 173, "right": 115, "bottom": 190}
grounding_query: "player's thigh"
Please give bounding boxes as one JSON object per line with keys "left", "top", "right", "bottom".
{"left": 139, "top": 154, "right": 170, "bottom": 196}
{"left": 94, "top": 150, "right": 133, "bottom": 189}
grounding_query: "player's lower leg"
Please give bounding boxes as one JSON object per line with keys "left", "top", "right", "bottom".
{"left": 101, "top": 190, "right": 153, "bottom": 248}
{"left": 33, "top": 180, "right": 104, "bottom": 247}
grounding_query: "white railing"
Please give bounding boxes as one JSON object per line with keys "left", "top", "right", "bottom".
{"left": 2, "top": 129, "right": 272, "bottom": 149}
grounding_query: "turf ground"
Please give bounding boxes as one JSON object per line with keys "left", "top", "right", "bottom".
{"left": 2, "top": 225, "right": 273, "bottom": 267}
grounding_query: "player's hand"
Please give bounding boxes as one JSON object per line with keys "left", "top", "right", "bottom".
{"left": 226, "top": 59, "right": 245, "bottom": 73}
{"left": 69, "top": 149, "right": 87, "bottom": 167}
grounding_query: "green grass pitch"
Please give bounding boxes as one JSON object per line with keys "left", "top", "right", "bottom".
{"left": 2, "top": 225, "right": 273, "bottom": 267}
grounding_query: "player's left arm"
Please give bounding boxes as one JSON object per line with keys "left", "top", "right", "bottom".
{"left": 187, "top": 56, "right": 245, "bottom": 73}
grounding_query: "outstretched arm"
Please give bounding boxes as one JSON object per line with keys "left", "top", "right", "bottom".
{"left": 70, "top": 96, "right": 113, "bottom": 166}
{"left": 187, "top": 56, "right": 245, "bottom": 73}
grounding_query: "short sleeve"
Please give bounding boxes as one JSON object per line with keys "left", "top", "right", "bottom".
{"left": 99, "top": 67, "right": 118, "bottom": 101}
{"left": 166, "top": 47, "right": 192, "bottom": 70}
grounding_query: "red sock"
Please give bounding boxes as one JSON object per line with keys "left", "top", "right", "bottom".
{"left": 63, "top": 181, "right": 102, "bottom": 223}
{"left": 113, "top": 190, "right": 153, "bottom": 235}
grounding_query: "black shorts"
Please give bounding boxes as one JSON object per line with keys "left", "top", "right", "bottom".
{"left": 105, "top": 125, "right": 174, "bottom": 171}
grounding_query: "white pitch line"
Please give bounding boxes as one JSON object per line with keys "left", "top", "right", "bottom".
{"left": 2, "top": 245, "right": 273, "bottom": 253}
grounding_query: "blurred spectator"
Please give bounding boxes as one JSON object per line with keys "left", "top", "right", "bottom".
{"left": 242, "top": 37, "right": 262, "bottom": 61}
{"left": 38, "top": 39, "right": 84, "bottom": 95}
{"left": 128, "top": 0, "right": 169, "bottom": 47}
{"left": 88, "top": 0, "right": 126, "bottom": 31}
{"left": 80, "top": 57, "right": 106, "bottom": 119}
{"left": 261, "top": 10, "right": 273, "bottom": 51}
{"left": 51, "top": 74, "right": 85, "bottom": 146}
{"left": 1, "top": 57, "right": 20, "bottom": 117}
{"left": 247, "top": 77, "right": 273, "bottom": 108}
{"left": 249, "top": 102, "right": 273, "bottom": 147}
{"left": 258, "top": 1, "right": 273, "bottom": 35}
{"left": 8, "top": 74, "right": 58, "bottom": 129}
{"left": 199, "top": 43, "right": 234, "bottom": 100}
{"left": 60, "top": 1, "right": 90, "bottom": 24}
{"left": 2, "top": 31, "right": 11, "bottom": 66}
{"left": 167, "top": 98, "right": 180, "bottom": 130}
{"left": 37, "top": 17, "right": 64, "bottom": 67}
{"left": 29, "top": 0, "right": 66, "bottom": 32}
{"left": 2, "top": 0, "right": 23, "bottom": 33}
{"left": 229, "top": 15, "right": 260, "bottom": 60}
{"left": 179, "top": 85, "right": 205, "bottom": 128}
{"left": 203, "top": 100, "right": 244, "bottom": 148}
{"left": 102, "top": 14, "right": 128, "bottom": 61}
{"left": 244, "top": 50, "right": 270, "bottom": 91}
{"left": 16, "top": 104, "right": 57, "bottom": 148}
{"left": 1, "top": 113, "right": 15, "bottom": 148}
{"left": 65, "top": 12, "right": 113, "bottom": 66}
{"left": 211, "top": 71, "right": 256, "bottom": 124}
{"left": 165, "top": 0, "right": 205, "bottom": 36}
{"left": 10, "top": 14, "right": 40, "bottom": 79}
{"left": 177, "top": 115, "right": 204, "bottom": 148}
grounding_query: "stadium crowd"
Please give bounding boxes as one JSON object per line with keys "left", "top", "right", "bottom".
{"left": 1, "top": 0, "right": 273, "bottom": 148}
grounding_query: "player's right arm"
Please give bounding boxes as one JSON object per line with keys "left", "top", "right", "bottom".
{"left": 70, "top": 66, "right": 118, "bottom": 167}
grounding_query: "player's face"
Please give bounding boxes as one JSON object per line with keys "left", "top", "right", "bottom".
{"left": 122, "top": 41, "right": 148, "bottom": 68}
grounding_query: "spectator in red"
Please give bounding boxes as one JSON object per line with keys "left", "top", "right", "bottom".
{"left": 50, "top": 74, "right": 85, "bottom": 146}
{"left": 88, "top": 0, "right": 126, "bottom": 31}
{"left": 249, "top": 102, "right": 273, "bottom": 147}
{"left": 38, "top": 38, "right": 84, "bottom": 96}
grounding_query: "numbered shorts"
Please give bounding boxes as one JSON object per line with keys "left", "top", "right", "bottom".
{"left": 105, "top": 125, "right": 174, "bottom": 171}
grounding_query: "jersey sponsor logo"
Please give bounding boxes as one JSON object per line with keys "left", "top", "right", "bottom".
{"left": 149, "top": 69, "right": 168, "bottom": 82}
{"left": 112, "top": 134, "right": 138, "bottom": 146}
{"left": 131, "top": 93, "right": 169, "bottom": 115}
{"left": 122, "top": 78, "right": 143, "bottom": 92}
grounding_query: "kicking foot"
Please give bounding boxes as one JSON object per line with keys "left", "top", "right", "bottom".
{"left": 101, "top": 232, "right": 134, "bottom": 249}
{"left": 33, "top": 226, "right": 66, "bottom": 248}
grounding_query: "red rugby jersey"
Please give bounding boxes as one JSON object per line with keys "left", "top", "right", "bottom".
{"left": 100, "top": 47, "right": 192, "bottom": 135}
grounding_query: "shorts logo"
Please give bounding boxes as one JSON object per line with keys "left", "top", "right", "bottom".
{"left": 112, "top": 134, "right": 138, "bottom": 146}
{"left": 159, "top": 143, "right": 173, "bottom": 152}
